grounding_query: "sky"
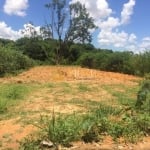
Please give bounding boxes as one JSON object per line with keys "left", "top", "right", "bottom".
{"left": 0, "top": 0, "right": 150, "bottom": 53}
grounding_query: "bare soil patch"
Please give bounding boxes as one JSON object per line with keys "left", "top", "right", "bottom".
{"left": 0, "top": 118, "right": 36, "bottom": 149}
{"left": 0, "top": 66, "right": 140, "bottom": 85}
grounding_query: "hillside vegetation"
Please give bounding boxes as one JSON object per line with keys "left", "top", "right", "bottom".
{"left": 0, "top": 38, "right": 150, "bottom": 77}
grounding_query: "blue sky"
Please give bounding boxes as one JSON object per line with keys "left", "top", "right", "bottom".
{"left": 0, "top": 0, "right": 150, "bottom": 53}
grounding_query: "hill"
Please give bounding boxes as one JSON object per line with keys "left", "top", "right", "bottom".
{"left": 0, "top": 66, "right": 140, "bottom": 84}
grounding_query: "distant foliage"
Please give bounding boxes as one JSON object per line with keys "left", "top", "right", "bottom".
{"left": 0, "top": 46, "right": 34, "bottom": 76}
{"left": 0, "top": 37, "right": 150, "bottom": 76}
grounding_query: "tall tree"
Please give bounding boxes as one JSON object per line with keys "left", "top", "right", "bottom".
{"left": 45, "top": 0, "right": 67, "bottom": 42}
{"left": 65, "top": 2, "right": 96, "bottom": 44}
{"left": 45, "top": 0, "right": 96, "bottom": 64}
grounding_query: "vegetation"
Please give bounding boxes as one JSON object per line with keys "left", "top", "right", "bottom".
{"left": 0, "top": 83, "right": 31, "bottom": 113}
{"left": 0, "top": 37, "right": 150, "bottom": 77}
{"left": 0, "top": 44, "right": 34, "bottom": 76}
{"left": 0, "top": 1, "right": 149, "bottom": 77}
{"left": 21, "top": 103, "right": 150, "bottom": 149}
{"left": 135, "top": 75, "right": 150, "bottom": 113}
{"left": 18, "top": 80, "right": 150, "bottom": 149}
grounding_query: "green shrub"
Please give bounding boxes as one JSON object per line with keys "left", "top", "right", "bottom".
{"left": 41, "top": 113, "right": 82, "bottom": 146}
{"left": 109, "top": 122, "right": 124, "bottom": 140}
{"left": 135, "top": 114, "right": 150, "bottom": 135}
{"left": 135, "top": 79, "right": 150, "bottom": 111}
{"left": 0, "top": 47, "right": 34, "bottom": 76}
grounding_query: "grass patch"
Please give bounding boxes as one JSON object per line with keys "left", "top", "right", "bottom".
{"left": 77, "top": 83, "right": 92, "bottom": 92}
{"left": 20, "top": 103, "right": 150, "bottom": 149}
{"left": 0, "top": 83, "right": 33, "bottom": 113}
{"left": 102, "top": 84, "right": 138, "bottom": 107}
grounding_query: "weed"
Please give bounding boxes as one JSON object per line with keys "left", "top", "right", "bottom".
{"left": 0, "top": 83, "right": 32, "bottom": 113}
{"left": 0, "top": 84, "right": 29, "bottom": 100}
{"left": 109, "top": 122, "right": 124, "bottom": 140}
{"left": 20, "top": 135, "right": 40, "bottom": 150}
{"left": 78, "top": 83, "right": 91, "bottom": 92}
{"left": 0, "top": 98, "right": 7, "bottom": 113}
{"left": 92, "top": 103, "right": 122, "bottom": 117}
{"left": 102, "top": 84, "right": 137, "bottom": 107}
{"left": 41, "top": 112, "right": 82, "bottom": 146}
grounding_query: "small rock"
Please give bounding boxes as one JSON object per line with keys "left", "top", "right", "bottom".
{"left": 40, "top": 140, "right": 54, "bottom": 148}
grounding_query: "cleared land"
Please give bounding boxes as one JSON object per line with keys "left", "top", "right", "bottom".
{"left": 0, "top": 66, "right": 149, "bottom": 150}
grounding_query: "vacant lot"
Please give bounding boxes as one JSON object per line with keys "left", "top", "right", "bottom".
{"left": 0, "top": 66, "right": 149, "bottom": 150}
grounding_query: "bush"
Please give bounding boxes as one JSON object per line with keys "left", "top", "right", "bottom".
{"left": 41, "top": 113, "right": 82, "bottom": 146}
{"left": 0, "top": 47, "right": 34, "bottom": 76}
{"left": 77, "top": 53, "right": 95, "bottom": 68}
{"left": 135, "top": 79, "right": 150, "bottom": 111}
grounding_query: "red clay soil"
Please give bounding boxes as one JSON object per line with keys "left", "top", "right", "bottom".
{"left": 0, "top": 118, "right": 36, "bottom": 149}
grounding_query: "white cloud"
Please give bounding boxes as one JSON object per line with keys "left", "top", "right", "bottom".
{"left": 70, "top": 0, "right": 112, "bottom": 20}
{"left": 1, "top": 0, "right": 149, "bottom": 53}
{"left": 70, "top": 0, "right": 139, "bottom": 52}
{"left": 97, "top": 17, "right": 120, "bottom": 30}
{"left": 128, "top": 33, "right": 137, "bottom": 44}
{"left": 139, "top": 37, "right": 150, "bottom": 51}
{"left": 0, "top": 21, "right": 21, "bottom": 40}
{"left": 98, "top": 30, "right": 129, "bottom": 48}
{"left": 20, "top": 23, "right": 41, "bottom": 38}
{"left": 0, "top": 22, "right": 41, "bottom": 41}
{"left": 3, "top": 0, "right": 29, "bottom": 16}
{"left": 121, "top": 0, "right": 136, "bottom": 25}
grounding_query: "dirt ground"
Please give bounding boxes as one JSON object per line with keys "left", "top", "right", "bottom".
{"left": 0, "top": 66, "right": 140, "bottom": 85}
{"left": 0, "top": 66, "right": 149, "bottom": 150}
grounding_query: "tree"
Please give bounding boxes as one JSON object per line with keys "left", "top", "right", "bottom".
{"left": 45, "top": 0, "right": 67, "bottom": 42}
{"left": 45, "top": 0, "right": 96, "bottom": 64}
{"left": 65, "top": 2, "right": 96, "bottom": 44}
{"left": 40, "top": 24, "right": 52, "bottom": 39}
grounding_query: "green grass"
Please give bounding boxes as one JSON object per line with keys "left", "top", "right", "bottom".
{"left": 20, "top": 103, "right": 150, "bottom": 149}
{"left": 77, "top": 83, "right": 92, "bottom": 92}
{"left": 0, "top": 83, "right": 34, "bottom": 114}
{"left": 102, "top": 84, "right": 138, "bottom": 107}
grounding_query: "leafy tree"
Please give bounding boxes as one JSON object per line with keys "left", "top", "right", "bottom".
{"left": 65, "top": 2, "right": 96, "bottom": 44}
{"left": 16, "top": 38, "right": 49, "bottom": 61}
{"left": 45, "top": 0, "right": 96, "bottom": 64}
{"left": 133, "top": 51, "right": 150, "bottom": 76}
{"left": 77, "top": 53, "right": 95, "bottom": 68}
{"left": 40, "top": 24, "right": 52, "bottom": 39}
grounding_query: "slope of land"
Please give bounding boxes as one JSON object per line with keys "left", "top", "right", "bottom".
{"left": 0, "top": 66, "right": 140, "bottom": 84}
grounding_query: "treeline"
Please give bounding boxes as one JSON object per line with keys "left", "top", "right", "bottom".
{"left": 0, "top": 37, "right": 150, "bottom": 77}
